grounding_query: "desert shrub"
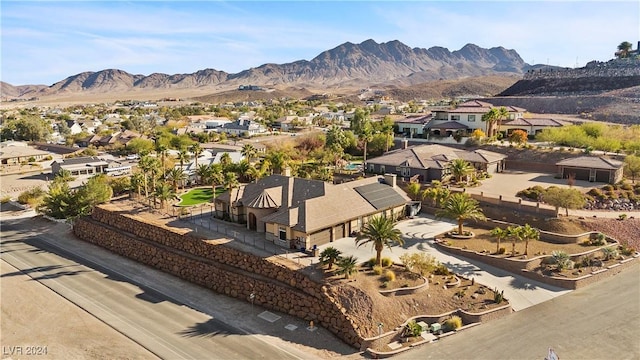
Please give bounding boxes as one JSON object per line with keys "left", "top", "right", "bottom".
{"left": 580, "top": 254, "right": 596, "bottom": 268}
{"left": 618, "top": 213, "right": 628, "bottom": 220}
{"left": 381, "top": 257, "right": 393, "bottom": 267}
{"left": 404, "top": 320, "right": 423, "bottom": 337}
{"left": 602, "top": 184, "right": 615, "bottom": 191}
{"left": 399, "top": 253, "right": 438, "bottom": 275}
{"left": 1, "top": 195, "right": 11, "bottom": 203}
{"left": 601, "top": 247, "right": 618, "bottom": 261}
{"left": 493, "top": 287, "right": 504, "bottom": 304}
{"left": 366, "top": 257, "right": 377, "bottom": 268}
{"left": 444, "top": 316, "right": 462, "bottom": 331}
{"left": 551, "top": 251, "right": 573, "bottom": 271}
{"left": 516, "top": 185, "right": 546, "bottom": 201}
{"left": 384, "top": 270, "right": 396, "bottom": 282}
{"left": 586, "top": 188, "right": 605, "bottom": 199}
{"left": 497, "top": 247, "right": 506, "bottom": 255}
{"left": 17, "top": 187, "right": 46, "bottom": 207}
{"left": 372, "top": 265, "right": 383, "bottom": 275}
{"left": 620, "top": 244, "right": 635, "bottom": 256}
{"left": 380, "top": 281, "right": 388, "bottom": 289}
{"left": 590, "top": 233, "right": 607, "bottom": 246}
{"left": 433, "top": 263, "right": 450, "bottom": 275}
{"left": 621, "top": 183, "right": 634, "bottom": 191}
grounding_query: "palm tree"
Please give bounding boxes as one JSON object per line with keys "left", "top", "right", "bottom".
{"left": 359, "top": 123, "right": 373, "bottom": 164}
{"left": 223, "top": 171, "right": 239, "bottom": 216}
{"left": 234, "top": 159, "right": 251, "bottom": 182}
{"left": 241, "top": 143, "right": 257, "bottom": 163}
{"left": 506, "top": 225, "right": 521, "bottom": 256}
{"left": 336, "top": 255, "right": 359, "bottom": 279}
{"left": 166, "top": 167, "right": 186, "bottom": 193}
{"left": 219, "top": 152, "right": 233, "bottom": 171}
{"left": 176, "top": 149, "right": 191, "bottom": 172}
{"left": 130, "top": 173, "right": 145, "bottom": 198}
{"left": 138, "top": 155, "right": 160, "bottom": 199}
{"left": 481, "top": 108, "right": 499, "bottom": 138}
{"left": 617, "top": 41, "right": 633, "bottom": 58}
{"left": 266, "top": 150, "right": 289, "bottom": 175}
{"left": 189, "top": 143, "right": 203, "bottom": 171}
{"left": 155, "top": 181, "right": 175, "bottom": 210}
{"left": 155, "top": 144, "right": 167, "bottom": 178}
{"left": 449, "top": 159, "right": 474, "bottom": 183}
{"left": 495, "top": 106, "right": 509, "bottom": 137}
{"left": 518, "top": 224, "right": 539, "bottom": 256}
{"left": 206, "top": 163, "right": 223, "bottom": 200}
{"left": 490, "top": 227, "right": 508, "bottom": 254}
{"left": 436, "top": 193, "right": 486, "bottom": 236}
{"left": 319, "top": 247, "right": 342, "bottom": 270}
{"left": 355, "top": 215, "right": 404, "bottom": 267}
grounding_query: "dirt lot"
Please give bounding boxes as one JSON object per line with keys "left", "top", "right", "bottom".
{"left": 0, "top": 260, "right": 156, "bottom": 360}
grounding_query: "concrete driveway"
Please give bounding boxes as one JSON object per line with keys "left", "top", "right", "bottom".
{"left": 316, "top": 214, "right": 570, "bottom": 311}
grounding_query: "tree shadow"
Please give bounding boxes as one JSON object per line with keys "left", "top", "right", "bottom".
{"left": 177, "top": 318, "right": 236, "bottom": 338}
{"left": 508, "top": 277, "right": 540, "bottom": 290}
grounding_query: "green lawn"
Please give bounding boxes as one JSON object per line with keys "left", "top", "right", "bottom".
{"left": 176, "top": 187, "right": 223, "bottom": 206}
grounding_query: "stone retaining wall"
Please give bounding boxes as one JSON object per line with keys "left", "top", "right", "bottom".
{"left": 73, "top": 206, "right": 365, "bottom": 348}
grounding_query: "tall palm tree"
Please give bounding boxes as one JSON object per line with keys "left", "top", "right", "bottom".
{"left": 436, "top": 193, "right": 486, "bottom": 236}
{"left": 234, "top": 159, "right": 251, "bottom": 182}
{"left": 241, "top": 143, "right": 257, "bottom": 163}
{"left": 206, "top": 163, "right": 223, "bottom": 200}
{"left": 359, "top": 122, "right": 373, "bottom": 164}
{"left": 196, "top": 163, "right": 210, "bottom": 186}
{"left": 219, "top": 152, "right": 233, "bottom": 171}
{"left": 617, "top": 41, "right": 633, "bottom": 58}
{"left": 449, "top": 158, "right": 474, "bottom": 183}
{"left": 166, "top": 167, "right": 186, "bottom": 193}
{"left": 336, "top": 255, "right": 359, "bottom": 279}
{"left": 266, "top": 150, "right": 289, "bottom": 175}
{"left": 495, "top": 106, "right": 509, "bottom": 138}
{"left": 130, "top": 173, "right": 145, "bottom": 198}
{"left": 176, "top": 149, "right": 191, "bottom": 171}
{"left": 319, "top": 247, "right": 342, "bottom": 270}
{"left": 481, "top": 108, "right": 499, "bottom": 138}
{"left": 223, "top": 172, "right": 239, "bottom": 216}
{"left": 155, "top": 181, "right": 175, "bottom": 210}
{"left": 155, "top": 144, "right": 167, "bottom": 178}
{"left": 189, "top": 143, "right": 203, "bottom": 171}
{"left": 355, "top": 215, "right": 404, "bottom": 267}
{"left": 138, "top": 155, "right": 160, "bottom": 199}
{"left": 490, "top": 227, "right": 508, "bottom": 254}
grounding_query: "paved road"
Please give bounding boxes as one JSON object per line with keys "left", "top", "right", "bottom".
{"left": 0, "top": 216, "right": 348, "bottom": 360}
{"left": 317, "top": 214, "right": 571, "bottom": 311}
{"left": 396, "top": 261, "right": 640, "bottom": 360}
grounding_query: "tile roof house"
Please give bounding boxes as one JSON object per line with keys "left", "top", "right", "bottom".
{"left": 365, "top": 144, "right": 507, "bottom": 183}
{"left": 428, "top": 100, "right": 525, "bottom": 136}
{"left": 556, "top": 156, "right": 624, "bottom": 184}
{"left": 395, "top": 114, "right": 433, "bottom": 137}
{"left": 220, "top": 119, "right": 267, "bottom": 137}
{"left": 215, "top": 174, "right": 410, "bottom": 250}
{"left": 501, "top": 117, "right": 569, "bottom": 136}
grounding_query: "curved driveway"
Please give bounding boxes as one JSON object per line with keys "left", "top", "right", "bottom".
{"left": 317, "top": 214, "right": 570, "bottom": 311}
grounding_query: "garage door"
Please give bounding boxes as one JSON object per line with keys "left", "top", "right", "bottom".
{"left": 333, "top": 224, "right": 345, "bottom": 240}
{"left": 595, "top": 170, "right": 610, "bottom": 183}
{"left": 563, "top": 168, "right": 590, "bottom": 181}
{"left": 309, "top": 229, "right": 331, "bottom": 247}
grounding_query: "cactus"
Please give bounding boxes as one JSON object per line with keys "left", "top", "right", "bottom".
{"left": 493, "top": 287, "right": 504, "bottom": 304}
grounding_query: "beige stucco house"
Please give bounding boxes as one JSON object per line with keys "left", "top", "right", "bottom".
{"left": 215, "top": 174, "right": 410, "bottom": 250}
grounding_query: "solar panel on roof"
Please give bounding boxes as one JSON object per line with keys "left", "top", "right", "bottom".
{"left": 354, "top": 183, "right": 407, "bottom": 210}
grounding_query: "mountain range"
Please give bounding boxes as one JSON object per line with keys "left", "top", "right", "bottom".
{"left": 1, "top": 39, "right": 532, "bottom": 99}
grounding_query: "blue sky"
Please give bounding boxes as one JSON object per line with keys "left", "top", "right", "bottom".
{"left": 2, "top": 1, "right": 638, "bottom": 86}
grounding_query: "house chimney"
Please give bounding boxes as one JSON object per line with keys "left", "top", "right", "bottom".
{"left": 402, "top": 139, "right": 409, "bottom": 149}
{"left": 283, "top": 166, "right": 291, "bottom": 177}
{"left": 280, "top": 176, "right": 294, "bottom": 210}
{"left": 384, "top": 173, "right": 397, "bottom": 188}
